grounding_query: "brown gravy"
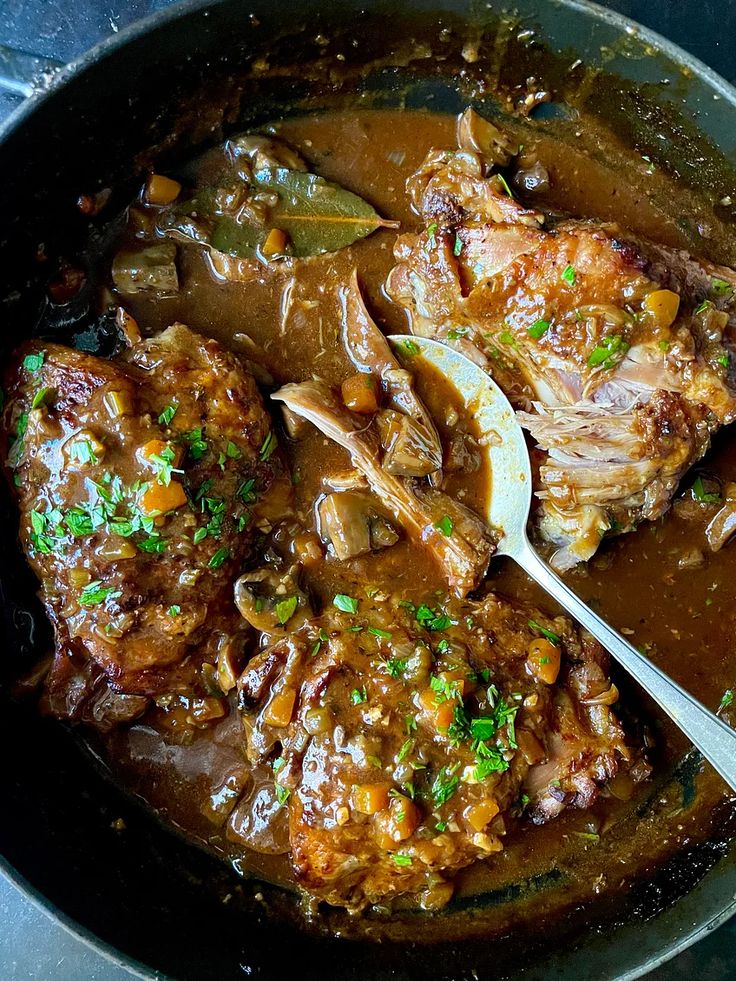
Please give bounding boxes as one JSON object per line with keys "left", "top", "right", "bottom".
{"left": 97, "top": 107, "right": 736, "bottom": 937}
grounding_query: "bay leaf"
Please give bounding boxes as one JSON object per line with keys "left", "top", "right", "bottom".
{"left": 157, "top": 160, "right": 397, "bottom": 264}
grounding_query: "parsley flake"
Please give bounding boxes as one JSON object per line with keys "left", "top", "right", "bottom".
{"left": 333, "top": 593, "right": 359, "bottom": 614}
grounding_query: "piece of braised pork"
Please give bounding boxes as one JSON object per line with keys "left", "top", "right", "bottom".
{"left": 272, "top": 378, "right": 495, "bottom": 598}
{"left": 2, "top": 323, "right": 286, "bottom": 708}
{"left": 238, "top": 590, "right": 648, "bottom": 911}
{"left": 386, "top": 109, "right": 736, "bottom": 569}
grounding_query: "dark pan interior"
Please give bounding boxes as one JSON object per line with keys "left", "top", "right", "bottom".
{"left": 1, "top": 1, "right": 736, "bottom": 978}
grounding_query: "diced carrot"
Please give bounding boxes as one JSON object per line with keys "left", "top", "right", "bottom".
{"left": 140, "top": 480, "right": 187, "bottom": 515}
{"left": 341, "top": 373, "right": 379, "bottom": 414}
{"left": 642, "top": 289, "right": 680, "bottom": 329}
{"left": 389, "top": 795, "right": 421, "bottom": 840}
{"left": 434, "top": 698, "right": 457, "bottom": 732}
{"left": 262, "top": 228, "right": 289, "bottom": 258}
{"left": 465, "top": 799, "right": 500, "bottom": 832}
{"left": 526, "top": 637, "right": 561, "bottom": 685}
{"left": 145, "top": 174, "right": 182, "bottom": 206}
{"left": 138, "top": 440, "right": 183, "bottom": 467}
{"left": 263, "top": 688, "right": 296, "bottom": 727}
{"left": 352, "top": 782, "right": 391, "bottom": 815}
{"left": 418, "top": 687, "right": 459, "bottom": 733}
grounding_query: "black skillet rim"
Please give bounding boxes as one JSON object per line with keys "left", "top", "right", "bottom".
{"left": 1, "top": 0, "right": 736, "bottom": 978}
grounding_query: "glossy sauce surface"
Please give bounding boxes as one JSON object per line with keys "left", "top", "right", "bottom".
{"left": 100, "top": 108, "right": 736, "bottom": 935}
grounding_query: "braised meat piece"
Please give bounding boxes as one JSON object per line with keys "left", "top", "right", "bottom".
{"left": 238, "top": 591, "right": 648, "bottom": 911}
{"left": 386, "top": 109, "right": 736, "bottom": 568}
{"left": 3, "top": 323, "right": 285, "bottom": 701}
{"left": 272, "top": 378, "right": 495, "bottom": 598}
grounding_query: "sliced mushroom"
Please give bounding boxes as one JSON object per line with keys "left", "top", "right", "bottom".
{"left": 318, "top": 491, "right": 399, "bottom": 560}
{"left": 376, "top": 409, "right": 443, "bottom": 477}
{"left": 234, "top": 565, "right": 311, "bottom": 632}
{"left": 111, "top": 242, "right": 179, "bottom": 295}
{"left": 456, "top": 108, "right": 518, "bottom": 168}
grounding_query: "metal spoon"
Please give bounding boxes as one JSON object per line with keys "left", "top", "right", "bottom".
{"left": 389, "top": 334, "right": 736, "bottom": 792}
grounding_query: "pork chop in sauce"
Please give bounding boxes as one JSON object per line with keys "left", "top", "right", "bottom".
{"left": 238, "top": 592, "right": 647, "bottom": 910}
{"left": 387, "top": 109, "right": 736, "bottom": 569}
{"left": 3, "top": 323, "right": 287, "bottom": 712}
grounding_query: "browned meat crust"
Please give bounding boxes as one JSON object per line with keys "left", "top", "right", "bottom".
{"left": 386, "top": 113, "right": 736, "bottom": 569}
{"left": 238, "top": 592, "right": 648, "bottom": 911}
{"left": 2, "top": 323, "right": 286, "bottom": 702}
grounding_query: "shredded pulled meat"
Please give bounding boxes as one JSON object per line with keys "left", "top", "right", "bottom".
{"left": 2, "top": 323, "right": 287, "bottom": 705}
{"left": 386, "top": 108, "right": 736, "bottom": 569}
{"left": 238, "top": 592, "right": 649, "bottom": 911}
{"left": 272, "top": 378, "right": 495, "bottom": 597}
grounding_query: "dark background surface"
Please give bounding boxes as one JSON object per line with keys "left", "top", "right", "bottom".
{"left": 0, "top": 0, "right": 735, "bottom": 978}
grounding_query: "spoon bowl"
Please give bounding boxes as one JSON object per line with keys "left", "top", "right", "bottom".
{"left": 389, "top": 333, "right": 736, "bottom": 794}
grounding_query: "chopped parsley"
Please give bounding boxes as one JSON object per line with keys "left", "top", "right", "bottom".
{"left": 692, "top": 476, "right": 720, "bottom": 504}
{"left": 181, "top": 427, "right": 208, "bottom": 460}
{"left": 427, "top": 221, "right": 438, "bottom": 248}
{"left": 430, "top": 763, "right": 460, "bottom": 806}
{"left": 527, "top": 319, "right": 550, "bottom": 340}
{"left": 447, "top": 327, "right": 469, "bottom": 341}
{"left": 69, "top": 440, "right": 99, "bottom": 466}
{"left": 167, "top": 605, "right": 181, "bottom": 618}
{"left": 137, "top": 535, "right": 166, "bottom": 553}
{"left": 415, "top": 604, "right": 453, "bottom": 631}
{"left": 401, "top": 339, "right": 420, "bottom": 357}
{"left": 208, "top": 546, "right": 230, "bottom": 569}
{"left": 368, "top": 626, "right": 392, "bottom": 639}
{"left": 275, "top": 596, "right": 298, "bottom": 625}
{"left": 157, "top": 403, "right": 177, "bottom": 426}
{"left": 225, "top": 440, "right": 241, "bottom": 460}
{"left": 236, "top": 478, "right": 258, "bottom": 503}
{"left": 435, "top": 514, "right": 453, "bottom": 537}
{"left": 397, "top": 738, "right": 414, "bottom": 762}
{"left": 694, "top": 299, "right": 713, "bottom": 315}
{"left": 260, "top": 431, "right": 278, "bottom": 461}
{"left": 149, "top": 445, "right": 182, "bottom": 486}
{"left": 79, "top": 581, "right": 122, "bottom": 606}
{"left": 561, "top": 264, "right": 576, "bottom": 286}
{"left": 31, "top": 387, "right": 51, "bottom": 409}
{"left": 587, "top": 334, "right": 629, "bottom": 370}
{"left": 274, "top": 783, "right": 290, "bottom": 807}
{"left": 719, "top": 689, "right": 734, "bottom": 712}
{"left": 496, "top": 174, "right": 514, "bottom": 198}
{"left": 711, "top": 277, "right": 732, "bottom": 296}
{"left": 384, "top": 657, "right": 408, "bottom": 678}
{"left": 333, "top": 593, "right": 359, "bottom": 614}
{"left": 435, "top": 639, "right": 451, "bottom": 655}
{"left": 528, "top": 619, "right": 561, "bottom": 645}
{"left": 435, "top": 820, "right": 447, "bottom": 833}
{"left": 392, "top": 853, "right": 412, "bottom": 867}
{"left": 453, "top": 234, "right": 463, "bottom": 257}
{"left": 23, "top": 351, "right": 45, "bottom": 374}
{"left": 350, "top": 686, "right": 367, "bottom": 705}
{"left": 717, "top": 353, "right": 730, "bottom": 368}
{"left": 498, "top": 329, "right": 517, "bottom": 347}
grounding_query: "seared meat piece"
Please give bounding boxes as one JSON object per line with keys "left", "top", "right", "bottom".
{"left": 272, "top": 379, "right": 495, "bottom": 597}
{"left": 238, "top": 591, "right": 647, "bottom": 911}
{"left": 387, "top": 109, "right": 736, "bottom": 568}
{"left": 3, "top": 323, "right": 286, "bottom": 700}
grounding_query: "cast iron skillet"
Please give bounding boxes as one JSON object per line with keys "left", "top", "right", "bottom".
{"left": 1, "top": 1, "right": 736, "bottom": 978}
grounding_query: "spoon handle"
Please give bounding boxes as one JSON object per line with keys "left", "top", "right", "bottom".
{"left": 514, "top": 536, "right": 736, "bottom": 793}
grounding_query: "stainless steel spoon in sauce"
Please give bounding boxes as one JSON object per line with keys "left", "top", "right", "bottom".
{"left": 389, "top": 334, "right": 736, "bottom": 793}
